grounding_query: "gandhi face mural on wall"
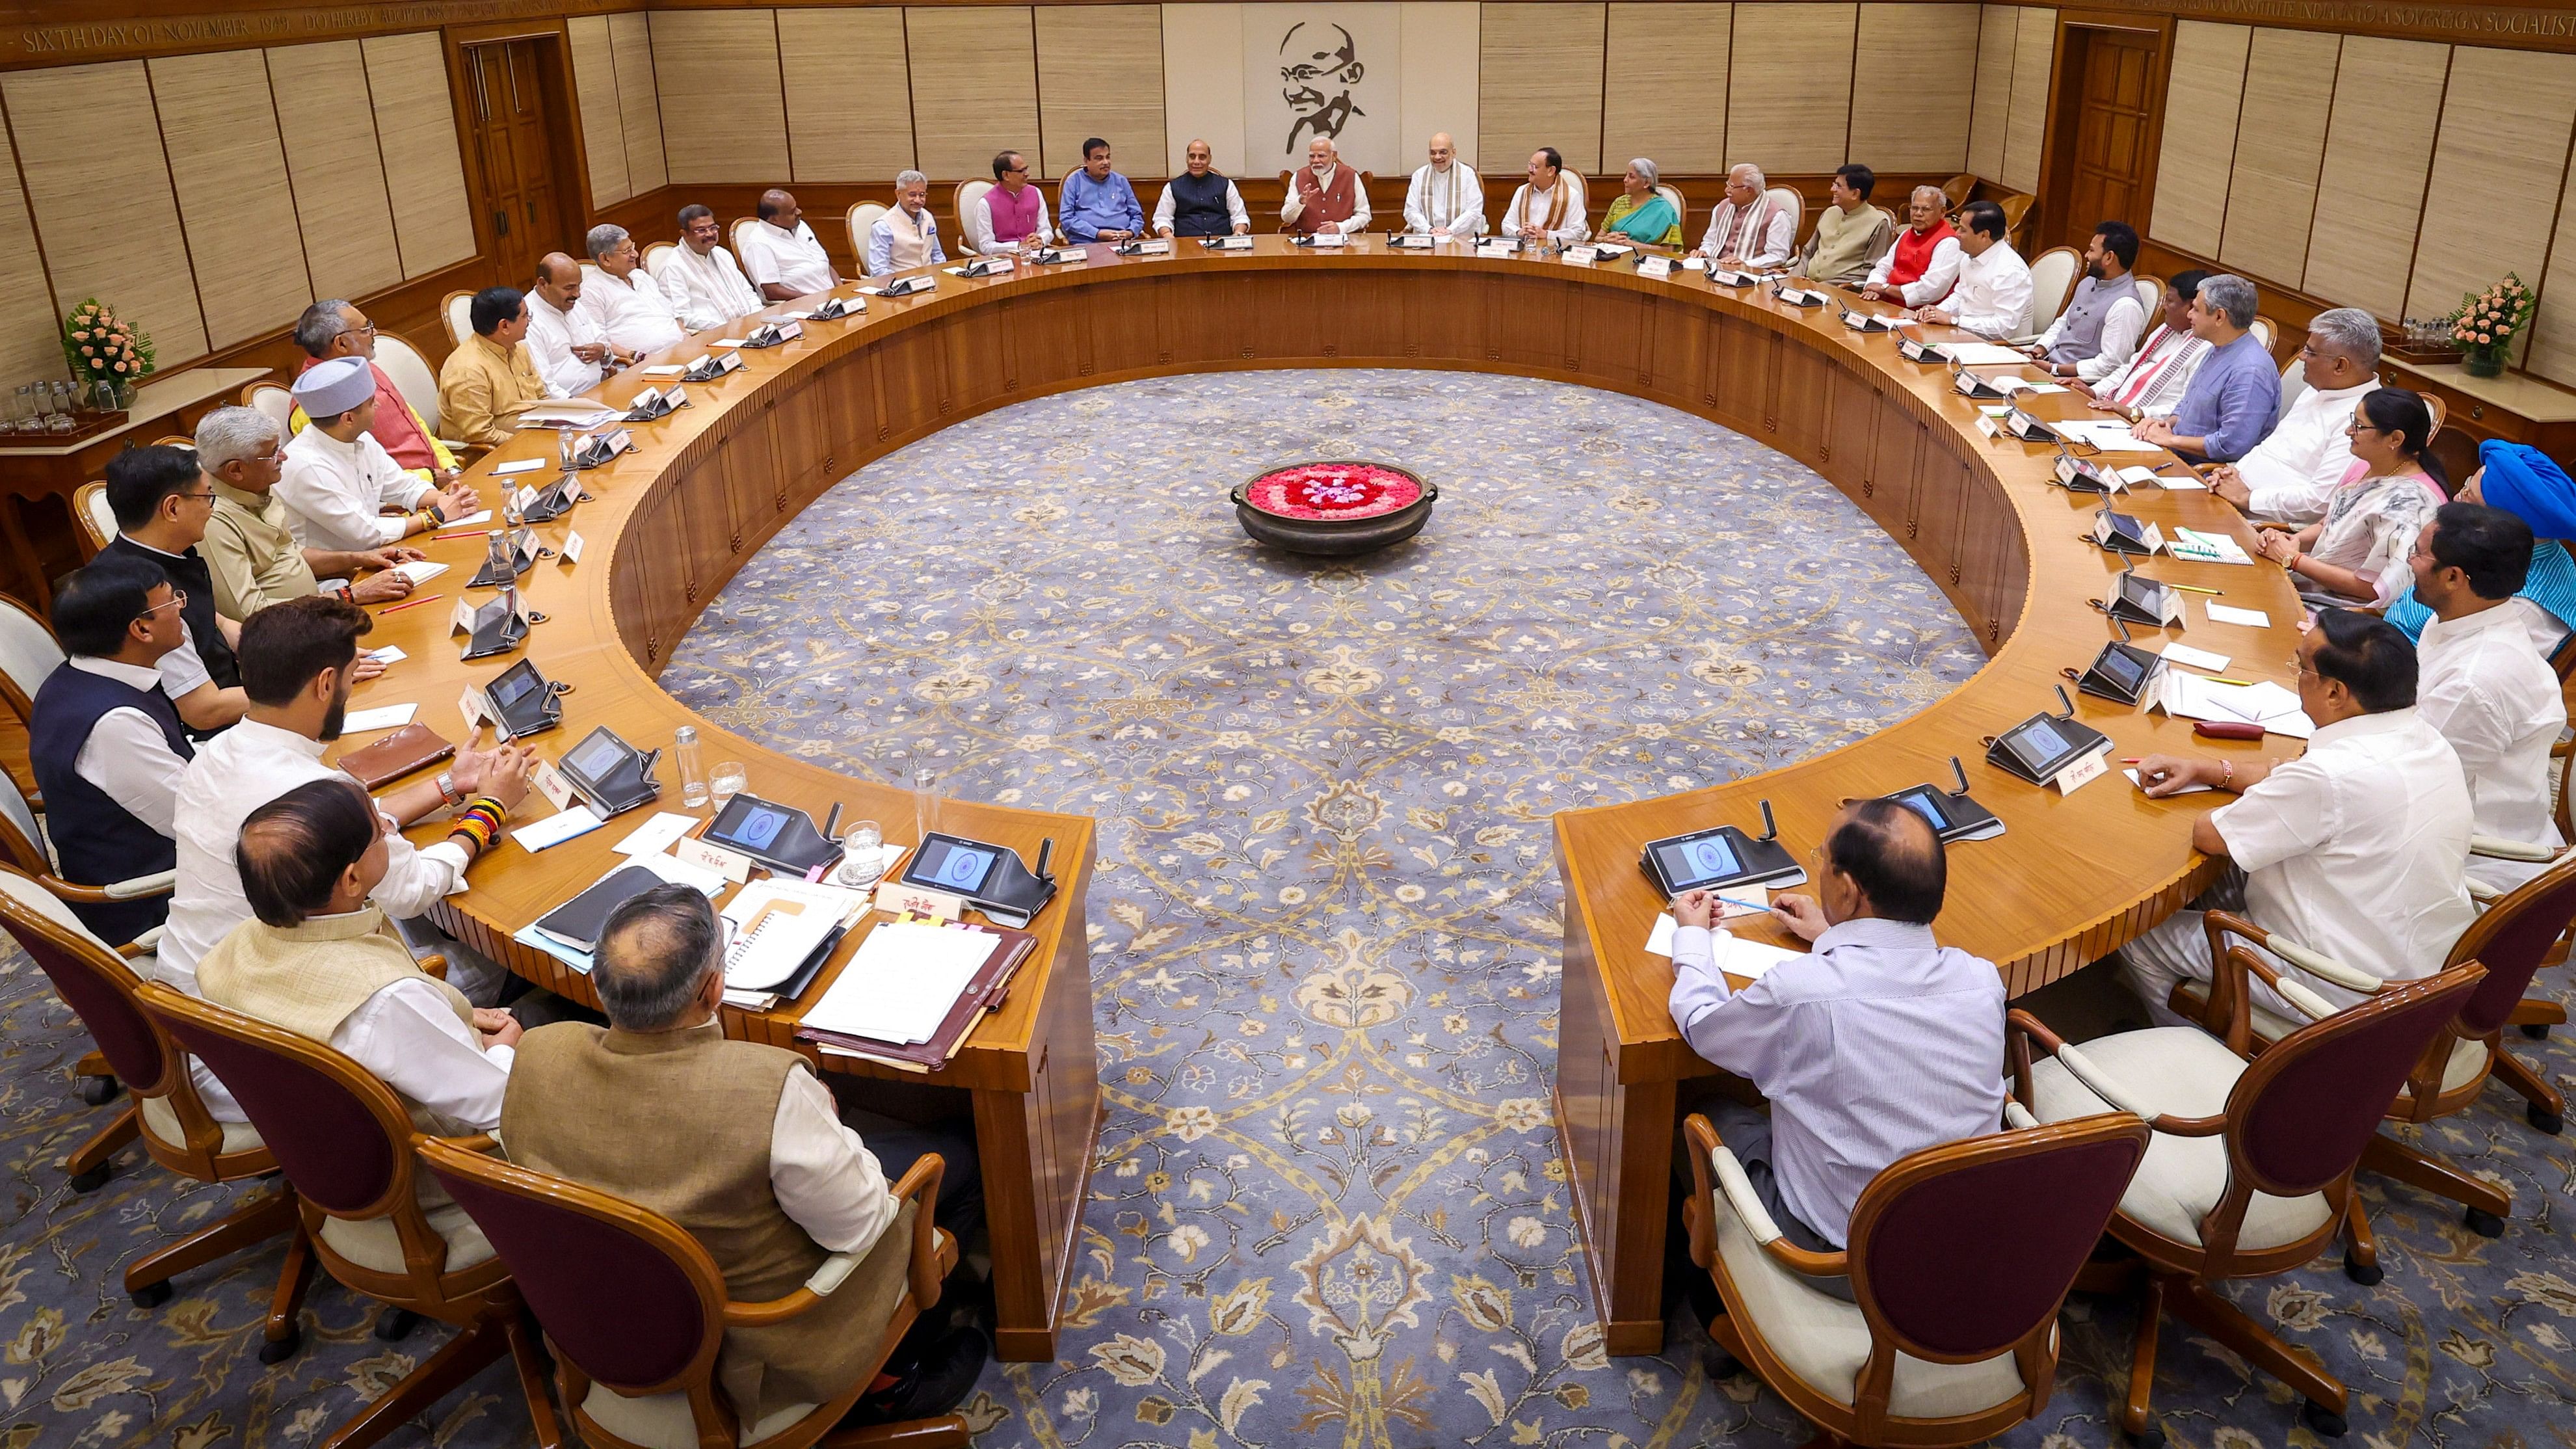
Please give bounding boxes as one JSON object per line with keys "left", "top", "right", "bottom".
{"left": 1279, "top": 21, "right": 1365, "bottom": 152}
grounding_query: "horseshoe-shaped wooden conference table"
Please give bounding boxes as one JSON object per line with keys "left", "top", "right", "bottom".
{"left": 338, "top": 236, "right": 2305, "bottom": 1361}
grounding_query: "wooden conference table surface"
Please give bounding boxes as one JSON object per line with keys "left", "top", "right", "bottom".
{"left": 324, "top": 234, "right": 2306, "bottom": 1361}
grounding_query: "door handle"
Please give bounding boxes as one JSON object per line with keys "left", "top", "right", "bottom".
{"left": 494, "top": 209, "right": 511, "bottom": 237}
{"left": 525, "top": 200, "right": 537, "bottom": 225}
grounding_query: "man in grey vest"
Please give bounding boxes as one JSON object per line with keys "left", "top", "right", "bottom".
{"left": 2028, "top": 221, "right": 2146, "bottom": 382}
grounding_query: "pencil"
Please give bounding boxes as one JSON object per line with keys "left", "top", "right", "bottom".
{"left": 436, "top": 529, "right": 492, "bottom": 541}
{"left": 2161, "top": 583, "right": 2222, "bottom": 595}
{"left": 2205, "top": 676, "right": 2252, "bottom": 685}
{"left": 380, "top": 592, "right": 445, "bottom": 615}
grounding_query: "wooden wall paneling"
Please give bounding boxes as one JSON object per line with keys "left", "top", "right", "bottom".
{"left": 145, "top": 49, "right": 312, "bottom": 350}
{"left": 1334, "top": 274, "right": 1408, "bottom": 363}
{"left": 873, "top": 323, "right": 946, "bottom": 427}
{"left": 1601, "top": 4, "right": 1731, "bottom": 178}
{"left": 1953, "top": 464, "right": 2021, "bottom": 649}
{"left": 1712, "top": 312, "right": 1771, "bottom": 436}
{"left": 1726, "top": 3, "right": 1857, "bottom": 177}
{"left": 1998, "top": 5, "right": 2056, "bottom": 193}
{"left": 669, "top": 453, "right": 737, "bottom": 613}
{"left": 2404, "top": 47, "right": 2576, "bottom": 351}
{"left": 1160, "top": 3, "right": 1244, "bottom": 176}
{"left": 1965, "top": 5, "right": 2018, "bottom": 181}
{"left": 2299, "top": 36, "right": 2447, "bottom": 321}
{"left": 779, "top": 7, "right": 916, "bottom": 184}
{"left": 907, "top": 7, "right": 1041, "bottom": 183}
{"left": 1849, "top": 4, "right": 1980, "bottom": 172}
{"left": 364, "top": 33, "right": 478, "bottom": 279}
{"left": 1855, "top": 396, "right": 1918, "bottom": 540}
{"left": 1907, "top": 437, "right": 1970, "bottom": 611}
{"left": 2, "top": 61, "right": 210, "bottom": 366}
{"left": 608, "top": 12, "right": 667, "bottom": 194}
{"left": 0, "top": 109, "right": 65, "bottom": 384}
{"left": 1399, "top": 1, "right": 1482, "bottom": 171}
{"left": 651, "top": 9, "right": 790, "bottom": 185}
{"left": 936, "top": 313, "right": 1014, "bottom": 416}
{"left": 2213, "top": 27, "right": 2339, "bottom": 291}
{"left": 1479, "top": 2, "right": 1606, "bottom": 179}
{"left": 1035, "top": 5, "right": 1165, "bottom": 181}
{"left": 717, "top": 406, "right": 780, "bottom": 556}
{"left": 265, "top": 41, "right": 405, "bottom": 304}
{"left": 2526, "top": 129, "right": 2576, "bottom": 383}
{"left": 2144, "top": 20, "right": 2247, "bottom": 257}
{"left": 566, "top": 15, "right": 630, "bottom": 207}
{"left": 1772, "top": 336, "right": 1831, "bottom": 460}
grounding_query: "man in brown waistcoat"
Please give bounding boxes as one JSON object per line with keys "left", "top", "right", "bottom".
{"left": 500, "top": 886, "right": 985, "bottom": 1426}
{"left": 1281, "top": 135, "right": 1370, "bottom": 236}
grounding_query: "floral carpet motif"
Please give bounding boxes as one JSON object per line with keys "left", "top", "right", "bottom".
{"left": 0, "top": 371, "right": 2569, "bottom": 1449}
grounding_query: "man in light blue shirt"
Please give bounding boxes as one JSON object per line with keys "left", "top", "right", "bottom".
{"left": 865, "top": 170, "right": 949, "bottom": 276}
{"left": 2136, "top": 272, "right": 2279, "bottom": 463}
{"left": 1057, "top": 137, "right": 1145, "bottom": 244}
{"left": 1668, "top": 799, "right": 2006, "bottom": 1299}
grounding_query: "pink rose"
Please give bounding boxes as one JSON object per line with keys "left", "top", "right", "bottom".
{"left": 112, "top": 361, "right": 127, "bottom": 373}
{"left": 2478, "top": 332, "right": 2492, "bottom": 343}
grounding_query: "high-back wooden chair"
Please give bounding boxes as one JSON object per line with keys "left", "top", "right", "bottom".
{"left": 0, "top": 869, "right": 313, "bottom": 1354}
{"left": 1684, "top": 1110, "right": 2148, "bottom": 1447}
{"left": 241, "top": 380, "right": 297, "bottom": 439}
{"left": 2012, "top": 961, "right": 2486, "bottom": 1440}
{"left": 72, "top": 480, "right": 115, "bottom": 553}
{"left": 419, "top": 1137, "right": 966, "bottom": 1449}
{"left": 847, "top": 203, "right": 891, "bottom": 274}
{"left": 643, "top": 241, "right": 677, "bottom": 276}
{"left": 0, "top": 589, "right": 60, "bottom": 732}
{"left": 0, "top": 708, "right": 182, "bottom": 953}
{"left": 955, "top": 179, "right": 995, "bottom": 253}
{"left": 2014, "top": 246, "right": 2084, "bottom": 342}
{"left": 1939, "top": 174, "right": 1974, "bottom": 215}
{"left": 139, "top": 983, "right": 561, "bottom": 1449}
{"left": 440, "top": 289, "right": 477, "bottom": 348}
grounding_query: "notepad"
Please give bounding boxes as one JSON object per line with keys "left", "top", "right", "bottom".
{"left": 392, "top": 561, "right": 447, "bottom": 585}
{"left": 514, "top": 805, "right": 604, "bottom": 853}
{"left": 641, "top": 364, "right": 688, "bottom": 377}
{"left": 2160, "top": 643, "right": 2231, "bottom": 672}
{"left": 340, "top": 704, "right": 416, "bottom": 734}
{"left": 722, "top": 890, "right": 845, "bottom": 991}
{"left": 445, "top": 511, "right": 493, "bottom": 527}
{"left": 801, "top": 920, "right": 992, "bottom": 1044}
{"left": 532, "top": 863, "right": 668, "bottom": 950}
{"left": 492, "top": 458, "right": 548, "bottom": 477}
{"left": 365, "top": 645, "right": 406, "bottom": 665}
{"left": 609, "top": 811, "right": 698, "bottom": 857}
{"left": 1939, "top": 343, "right": 2033, "bottom": 366}
{"left": 2205, "top": 602, "right": 2271, "bottom": 628}
{"left": 2169, "top": 527, "right": 2254, "bottom": 565}
{"left": 2125, "top": 769, "right": 2214, "bottom": 795}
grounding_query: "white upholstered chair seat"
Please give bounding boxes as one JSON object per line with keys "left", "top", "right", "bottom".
{"left": 319, "top": 1198, "right": 496, "bottom": 1275}
{"left": 579, "top": 1386, "right": 819, "bottom": 1449}
{"left": 2026, "top": 1027, "right": 2332, "bottom": 1251}
{"left": 1708, "top": 1155, "right": 2032, "bottom": 1418}
{"left": 139, "top": 1093, "right": 263, "bottom": 1156}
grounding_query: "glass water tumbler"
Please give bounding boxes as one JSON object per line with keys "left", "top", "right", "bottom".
{"left": 674, "top": 725, "right": 709, "bottom": 808}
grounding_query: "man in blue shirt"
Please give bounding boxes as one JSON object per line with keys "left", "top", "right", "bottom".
{"left": 2136, "top": 272, "right": 2278, "bottom": 463}
{"left": 1057, "top": 137, "right": 1145, "bottom": 244}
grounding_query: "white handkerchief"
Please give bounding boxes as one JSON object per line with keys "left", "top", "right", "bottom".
{"left": 2205, "top": 602, "right": 2271, "bottom": 628}
{"left": 491, "top": 459, "right": 547, "bottom": 477}
{"left": 2161, "top": 642, "right": 2231, "bottom": 672}
{"left": 339, "top": 704, "right": 416, "bottom": 733}
{"left": 392, "top": 561, "right": 447, "bottom": 585}
{"left": 514, "top": 806, "right": 604, "bottom": 852}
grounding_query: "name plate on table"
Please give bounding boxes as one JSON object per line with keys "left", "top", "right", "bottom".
{"left": 673, "top": 835, "right": 752, "bottom": 883}
{"left": 741, "top": 319, "right": 803, "bottom": 349}
{"left": 682, "top": 351, "right": 743, "bottom": 382}
{"left": 1563, "top": 245, "right": 1600, "bottom": 263}
{"left": 623, "top": 386, "right": 684, "bottom": 421}
{"left": 1029, "top": 247, "right": 1088, "bottom": 265}
{"left": 1202, "top": 236, "right": 1256, "bottom": 252}
{"left": 809, "top": 294, "right": 862, "bottom": 321}
{"left": 2001, "top": 407, "right": 2060, "bottom": 444}
{"left": 1476, "top": 239, "right": 1520, "bottom": 256}
{"left": 1303, "top": 231, "right": 1347, "bottom": 247}
{"left": 1591, "top": 243, "right": 1634, "bottom": 261}
{"left": 1954, "top": 368, "right": 2013, "bottom": 399}
{"left": 1842, "top": 309, "right": 1898, "bottom": 332}
{"left": 1705, "top": 269, "right": 1756, "bottom": 287}
{"left": 568, "top": 427, "right": 631, "bottom": 469}
{"left": 956, "top": 256, "right": 1015, "bottom": 278}
{"left": 1390, "top": 233, "right": 1437, "bottom": 249}
{"left": 2055, "top": 453, "right": 2123, "bottom": 494}
{"left": 1772, "top": 284, "right": 1827, "bottom": 307}
{"left": 1896, "top": 336, "right": 1945, "bottom": 363}
{"left": 1637, "top": 256, "right": 1675, "bottom": 280}
{"left": 880, "top": 275, "right": 936, "bottom": 297}
{"left": 1113, "top": 238, "right": 1173, "bottom": 256}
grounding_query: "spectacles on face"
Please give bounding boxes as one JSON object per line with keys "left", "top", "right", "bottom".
{"left": 2287, "top": 653, "right": 2317, "bottom": 678}
{"left": 142, "top": 589, "right": 188, "bottom": 616}
{"left": 178, "top": 488, "right": 216, "bottom": 506}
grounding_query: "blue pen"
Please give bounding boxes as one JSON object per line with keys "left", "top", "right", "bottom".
{"left": 1718, "top": 894, "right": 1773, "bottom": 914}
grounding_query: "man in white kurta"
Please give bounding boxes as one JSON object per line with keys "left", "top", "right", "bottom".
{"left": 1402, "top": 133, "right": 1483, "bottom": 238}
{"left": 1910, "top": 200, "right": 2032, "bottom": 341}
{"left": 741, "top": 189, "right": 838, "bottom": 302}
{"left": 581, "top": 223, "right": 686, "bottom": 357}
{"left": 1861, "top": 187, "right": 1965, "bottom": 307}
{"left": 2411, "top": 504, "right": 2568, "bottom": 891}
{"left": 1501, "top": 148, "right": 1587, "bottom": 246}
{"left": 2125, "top": 610, "right": 2475, "bottom": 1028}
{"left": 657, "top": 205, "right": 765, "bottom": 332}
{"left": 2209, "top": 306, "right": 2382, "bottom": 525}
{"left": 1695, "top": 165, "right": 1794, "bottom": 269}
{"left": 276, "top": 358, "right": 471, "bottom": 554}
{"left": 526, "top": 252, "right": 628, "bottom": 397}
{"left": 967, "top": 152, "right": 1057, "bottom": 255}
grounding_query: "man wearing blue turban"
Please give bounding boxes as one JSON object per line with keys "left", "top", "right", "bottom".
{"left": 2384, "top": 440, "right": 2576, "bottom": 656}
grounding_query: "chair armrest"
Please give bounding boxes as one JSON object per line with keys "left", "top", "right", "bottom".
{"left": 2468, "top": 878, "right": 2504, "bottom": 905}
{"left": 2205, "top": 910, "right": 2381, "bottom": 994}
{"left": 116, "top": 924, "right": 165, "bottom": 959}
{"left": 888, "top": 1152, "right": 948, "bottom": 1310}
{"left": 2006, "top": 1008, "right": 2225, "bottom": 1137}
{"left": 803, "top": 1251, "right": 862, "bottom": 1296}
{"left": 417, "top": 954, "right": 448, "bottom": 981}
{"left": 2221, "top": 944, "right": 2342, "bottom": 1026}
{"left": 101, "top": 870, "right": 177, "bottom": 900}
{"left": 1708, "top": 1141, "right": 1850, "bottom": 1279}
{"left": 2004, "top": 1101, "right": 2039, "bottom": 1130}
{"left": 2471, "top": 834, "right": 2558, "bottom": 863}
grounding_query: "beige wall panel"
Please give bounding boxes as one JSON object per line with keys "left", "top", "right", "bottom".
{"left": 1965, "top": 5, "right": 2015, "bottom": 180}
{"left": 2300, "top": 36, "right": 2445, "bottom": 319}
{"left": 1602, "top": 5, "right": 1729, "bottom": 176}
{"left": 652, "top": 10, "right": 789, "bottom": 185}
{"left": 1400, "top": 2, "right": 1480, "bottom": 170}
{"left": 266, "top": 42, "right": 404, "bottom": 303}
{"left": 147, "top": 49, "right": 311, "bottom": 349}
{"left": 1850, "top": 4, "right": 1977, "bottom": 171}
{"left": 1997, "top": 5, "right": 2053, "bottom": 193}
{"left": 1727, "top": 5, "right": 1855, "bottom": 175}
{"left": 2214, "top": 27, "right": 2339, "bottom": 290}
{"left": 2146, "top": 20, "right": 2248, "bottom": 257}
{"left": 2404, "top": 47, "right": 2576, "bottom": 336}
{"left": 365, "top": 33, "right": 476, "bottom": 278}
{"left": 1165, "top": 5, "right": 1246, "bottom": 174}
{"left": 7, "top": 62, "right": 208, "bottom": 365}
{"left": 1037, "top": 6, "right": 1165, "bottom": 179}
{"left": 780, "top": 8, "right": 915, "bottom": 182}
{"left": 0, "top": 89, "right": 75, "bottom": 380}
{"left": 2529, "top": 159, "right": 2576, "bottom": 382}
{"left": 1480, "top": 3, "right": 1606, "bottom": 178}
{"left": 908, "top": 7, "right": 1041, "bottom": 182}
{"left": 568, "top": 15, "right": 630, "bottom": 207}
{"left": 610, "top": 12, "right": 667, "bottom": 194}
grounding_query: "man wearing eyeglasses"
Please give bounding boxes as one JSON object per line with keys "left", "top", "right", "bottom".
{"left": 288, "top": 299, "right": 458, "bottom": 488}
{"left": 28, "top": 555, "right": 200, "bottom": 946}
{"left": 98, "top": 445, "right": 250, "bottom": 734}
{"left": 966, "top": 151, "right": 1057, "bottom": 256}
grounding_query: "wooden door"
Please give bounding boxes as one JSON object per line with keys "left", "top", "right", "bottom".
{"left": 463, "top": 38, "right": 563, "bottom": 287}
{"left": 2056, "top": 29, "right": 2159, "bottom": 252}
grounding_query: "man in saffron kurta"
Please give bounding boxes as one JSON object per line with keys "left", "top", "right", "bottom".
{"left": 1860, "top": 187, "right": 1963, "bottom": 307}
{"left": 1281, "top": 137, "right": 1369, "bottom": 236}
{"left": 289, "top": 301, "right": 457, "bottom": 487}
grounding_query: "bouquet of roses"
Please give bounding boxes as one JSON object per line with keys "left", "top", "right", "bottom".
{"left": 60, "top": 299, "right": 153, "bottom": 391}
{"left": 2447, "top": 274, "right": 2536, "bottom": 355}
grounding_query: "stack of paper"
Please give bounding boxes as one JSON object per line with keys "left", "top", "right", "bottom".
{"left": 2057, "top": 420, "right": 2162, "bottom": 454}
{"left": 511, "top": 853, "right": 728, "bottom": 974}
{"left": 1939, "top": 342, "right": 2033, "bottom": 366}
{"left": 802, "top": 920, "right": 992, "bottom": 1044}
{"left": 2154, "top": 674, "right": 2314, "bottom": 738}
{"left": 516, "top": 401, "right": 625, "bottom": 429}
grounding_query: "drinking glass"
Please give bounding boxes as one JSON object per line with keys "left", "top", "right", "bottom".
{"left": 47, "top": 382, "right": 74, "bottom": 432}
{"left": 835, "top": 819, "right": 885, "bottom": 887}
{"left": 911, "top": 764, "right": 941, "bottom": 841}
{"left": 674, "top": 725, "right": 708, "bottom": 808}
{"left": 710, "top": 760, "right": 747, "bottom": 808}
{"left": 5, "top": 385, "right": 28, "bottom": 434}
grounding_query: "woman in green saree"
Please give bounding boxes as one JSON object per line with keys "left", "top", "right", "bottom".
{"left": 1600, "top": 159, "right": 1682, "bottom": 246}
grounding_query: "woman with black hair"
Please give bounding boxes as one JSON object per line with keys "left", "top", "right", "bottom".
{"left": 2252, "top": 386, "right": 2448, "bottom": 607}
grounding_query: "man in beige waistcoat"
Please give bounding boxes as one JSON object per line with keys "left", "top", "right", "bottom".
{"left": 500, "top": 886, "right": 986, "bottom": 1426}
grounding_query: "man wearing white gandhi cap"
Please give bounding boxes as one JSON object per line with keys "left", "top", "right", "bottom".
{"left": 276, "top": 356, "right": 479, "bottom": 555}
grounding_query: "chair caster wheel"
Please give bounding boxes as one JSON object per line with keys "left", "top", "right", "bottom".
{"left": 257, "top": 1328, "right": 301, "bottom": 1364}
{"left": 68, "top": 1163, "right": 112, "bottom": 1194}
{"left": 2300, "top": 1400, "right": 2348, "bottom": 1437}
{"left": 374, "top": 1308, "right": 419, "bottom": 1341}
{"left": 128, "top": 1281, "right": 172, "bottom": 1309}
{"left": 2520, "top": 1023, "right": 2550, "bottom": 1039}
{"left": 1699, "top": 1346, "right": 1740, "bottom": 1382}
{"left": 76, "top": 1076, "right": 120, "bottom": 1106}
{"left": 2342, "top": 1251, "right": 2383, "bottom": 1286}
{"left": 2126, "top": 1421, "right": 2166, "bottom": 1448}
{"left": 2529, "top": 1103, "right": 2564, "bottom": 1135}
{"left": 2465, "top": 1207, "right": 2506, "bottom": 1238}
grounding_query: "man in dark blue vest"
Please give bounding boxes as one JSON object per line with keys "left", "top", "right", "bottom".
{"left": 29, "top": 555, "right": 197, "bottom": 946}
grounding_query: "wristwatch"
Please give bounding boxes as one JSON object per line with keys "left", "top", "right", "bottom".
{"left": 436, "top": 771, "right": 462, "bottom": 808}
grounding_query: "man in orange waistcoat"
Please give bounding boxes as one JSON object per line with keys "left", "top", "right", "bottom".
{"left": 1281, "top": 137, "right": 1371, "bottom": 236}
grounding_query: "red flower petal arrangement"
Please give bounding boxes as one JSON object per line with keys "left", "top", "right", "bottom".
{"left": 1241, "top": 461, "right": 1424, "bottom": 522}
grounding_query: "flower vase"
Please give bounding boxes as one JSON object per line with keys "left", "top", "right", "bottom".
{"left": 2462, "top": 343, "right": 2508, "bottom": 379}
